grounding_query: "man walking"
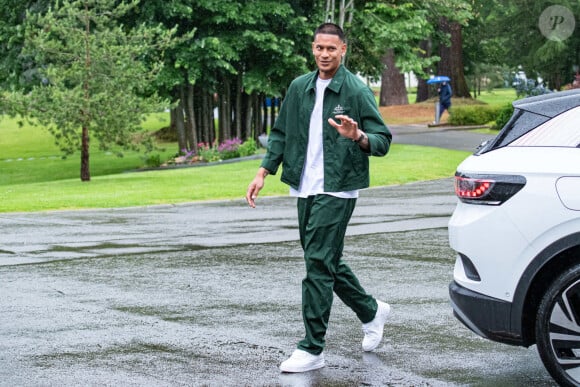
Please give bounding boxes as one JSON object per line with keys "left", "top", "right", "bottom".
{"left": 245, "top": 23, "right": 392, "bottom": 373}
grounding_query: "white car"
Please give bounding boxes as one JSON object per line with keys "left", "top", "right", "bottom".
{"left": 448, "top": 88, "right": 580, "bottom": 386}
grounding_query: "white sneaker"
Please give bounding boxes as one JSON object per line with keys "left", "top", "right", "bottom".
{"left": 279, "top": 349, "right": 325, "bottom": 373}
{"left": 362, "top": 300, "right": 391, "bottom": 351}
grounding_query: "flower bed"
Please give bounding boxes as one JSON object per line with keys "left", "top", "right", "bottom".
{"left": 163, "top": 138, "right": 257, "bottom": 166}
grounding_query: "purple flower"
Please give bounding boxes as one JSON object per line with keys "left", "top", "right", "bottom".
{"left": 218, "top": 138, "right": 242, "bottom": 152}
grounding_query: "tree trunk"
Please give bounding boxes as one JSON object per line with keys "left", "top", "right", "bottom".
{"left": 223, "top": 77, "right": 232, "bottom": 140}
{"left": 200, "top": 91, "right": 211, "bottom": 145}
{"left": 170, "top": 107, "right": 177, "bottom": 135}
{"left": 217, "top": 91, "right": 225, "bottom": 144}
{"left": 549, "top": 73, "right": 563, "bottom": 90}
{"left": 200, "top": 92, "right": 206, "bottom": 144}
{"left": 80, "top": 125, "right": 90, "bottom": 181}
{"left": 174, "top": 100, "right": 186, "bottom": 152}
{"left": 438, "top": 17, "right": 471, "bottom": 98}
{"left": 379, "top": 49, "right": 408, "bottom": 106}
{"left": 215, "top": 77, "right": 232, "bottom": 143}
{"left": 253, "top": 93, "right": 262, "bottom": 135}
{"left": 262, "top": 98, "right": 268, "bottom": 135}
{"left": 416, "top": 39, "right": 432, "bottom": 103}
{"left": 81, "top": 1, "right": 90, "bottom": 182}
{"left": 186, "top": 83, "right": 198, "bottom": 151}
{"left": 172, "top": 106, "right": 187, "bottom": 151}
{"left": 269, "top": 97, "right": 277, "bottom": 133}
{"left": 235, "top": 75, "right": 242, "bottom": 139}
{"left": 180, "top": 85, "right": 193, "bottom": 150}
{"left": 209, "top": 92, "right": 216, "bottom": 145}
{"left": 325, "top": 0, "right": 354, "bottom": 28}
{"left": 244, "top": 92, "right": 253, "bottom": 140}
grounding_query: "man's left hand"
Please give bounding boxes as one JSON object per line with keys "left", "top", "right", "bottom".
{"left": 328, "top": 114, "right": 359, "bottom": 141}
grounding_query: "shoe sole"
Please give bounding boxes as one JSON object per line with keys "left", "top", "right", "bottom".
{"left": 279, "top": 360, "right": 325, "bottom": 373}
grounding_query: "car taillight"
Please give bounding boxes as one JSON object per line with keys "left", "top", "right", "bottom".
{"left": 454, "top": 173, "right": 526, "bottom": 205}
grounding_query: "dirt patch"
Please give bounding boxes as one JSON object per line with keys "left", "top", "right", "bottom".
{"left": 380, "top": 97, "right": 486, "bottom": 125}
{"left": 381, "top": 103, "right": 439, "bottom": 125}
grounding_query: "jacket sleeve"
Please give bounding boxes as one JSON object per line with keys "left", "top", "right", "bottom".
{"left": 358, "top": 87, "right": 392, "bottom": 157}
{"left": 260, "top": 84, "right": 294, "bottom": 175}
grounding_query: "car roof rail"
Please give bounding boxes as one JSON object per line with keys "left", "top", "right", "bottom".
{"left": 513, "top": 89, "right": 580, "bottom": 118}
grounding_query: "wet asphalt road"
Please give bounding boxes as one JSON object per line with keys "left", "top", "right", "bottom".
{"left": 0, "top": 127, "right": 556, "bottom": 386}
{"left": 390, "top": 124, "right": 495, "bottom": 152}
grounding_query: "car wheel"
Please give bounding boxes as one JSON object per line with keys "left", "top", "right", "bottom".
{"left": 536, "top": 264, "right": 580, "bottom": 387}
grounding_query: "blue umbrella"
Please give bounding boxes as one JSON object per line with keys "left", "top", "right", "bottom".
{"left": 426, "top": 75, "right": 451, "bottom": 84}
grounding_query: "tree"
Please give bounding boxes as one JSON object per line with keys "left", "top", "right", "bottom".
{"left": 409, "top": 0, "right": 472, "bottom": 102}
{"left": 132, "top": 0, "right": 314, "bottom": 154}
{"left": 467, "top": 0, "right": 580, "bottom": 91}
{"left": 18, "top": 0, "right": 174, "bottom": 181}
{"left": 323, "top": 0, "right": 354, "bottom": 27}
{"left": 343, "top": 1, "right": 435, "bottom": 106}
{"left": 437, "top": 16, "right": 471, "bottom": 98}
{"left": 0, "top": 0, "right": 52, "bottom": 111}
{"left": 328, "top": 0, "right": 472, "bottom": 105}
{"left": 460, "top": 0, "right": 511, "bottom": 98}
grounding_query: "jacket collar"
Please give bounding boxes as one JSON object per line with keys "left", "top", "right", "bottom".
{"left": 306, "top": 64, "right": 346, "bottom": 94}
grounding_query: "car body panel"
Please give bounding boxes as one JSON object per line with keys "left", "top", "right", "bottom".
{"left": 449, "top": 147, "right": 580, "bottom": 301}
{"left": 448, "top": 89, "right": 580, "bottom": 384}
{"left": 557, "top": 177, "right": 580, "bottom": 210}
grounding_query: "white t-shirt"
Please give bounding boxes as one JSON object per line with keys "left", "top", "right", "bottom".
{"left": 290, "top": 77, "right": 358, "bottom": 199}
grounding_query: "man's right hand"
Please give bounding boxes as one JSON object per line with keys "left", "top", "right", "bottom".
{"left": 246, "top": 167, "right": 268, "bottom": 208}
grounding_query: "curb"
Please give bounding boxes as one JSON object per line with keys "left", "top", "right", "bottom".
{"left": 129, "top": 154, "right": 265, "bottom": 173}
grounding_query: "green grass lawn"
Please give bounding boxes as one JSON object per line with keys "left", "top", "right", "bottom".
{"left": 0, "top": 143, "right": 469, "bottom": 213}
{"left": 0, "top": 113, "right": 176, "bottom": 185}
{"left": 474, "top": 88, "right": 518, "bottom": 107}
{"left": 0, "top": 103, "right": 475, "bottom": 213}
{"left": 403, "top": 86, "right": 517, "bottom": 107}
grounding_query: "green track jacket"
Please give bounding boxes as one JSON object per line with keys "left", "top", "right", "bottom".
{"left": 260, "top": 65, "right": 392, "bottom": 192}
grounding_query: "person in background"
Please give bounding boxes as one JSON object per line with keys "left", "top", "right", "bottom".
{"left": 245, "top": 22, "right": 392, "bottom": 373}
{"left": 437, "top": 81, "right": 452, "bottom": 123}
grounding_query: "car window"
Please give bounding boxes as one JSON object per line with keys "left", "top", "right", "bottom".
{"left": 494, "top": 110, "right": 550, "bottom": 148}
{"left": 509, "top": 106, "right": 580, "bottom": 147}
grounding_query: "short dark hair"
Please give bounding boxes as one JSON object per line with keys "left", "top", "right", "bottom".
{"left": 314, "top": 23, "right": 345, "bottom": 42}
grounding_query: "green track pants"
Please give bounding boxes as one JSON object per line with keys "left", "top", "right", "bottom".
{"left": 296, "top": 194, "right": 378, "bottom": 355}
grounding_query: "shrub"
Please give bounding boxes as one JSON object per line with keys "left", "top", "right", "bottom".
{"left": 217, "top": 138, "right": 242, "bottom": 160}
{"left": 514, "top": 79, "right": 552, "bottom": 97}
{"left": 492, "top": 103, "right": 515, "bottom": 130}
{"left": 238, "top": 139, "right": 257, "bottom": 157}
{"left": 449, "top": 105, "right": 501, "bottom": 126}
{"left": 197, "top": 143, "right": 221, "bottom": 162}
{"left": 144, "top": 153, "right": 162, "bottom": 167}
{"left": 164, "top": 137, "right": 257, "bottom": 166}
